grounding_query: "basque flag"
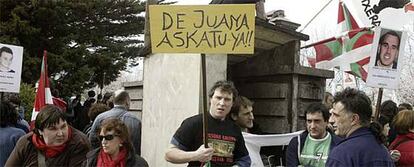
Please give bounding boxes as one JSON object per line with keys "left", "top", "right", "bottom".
{"left": 30, "top": 50, "right": 53, "bottom": 129}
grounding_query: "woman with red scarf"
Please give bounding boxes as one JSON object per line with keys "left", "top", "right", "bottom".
{"left": 388, "top": 110, "right": 414, "bottom": 166}
{"left": 84, "top": 118, "right": 148, "bottom": 167}
{"left": 5, "top": 105, "right": 91, "bottom": 166}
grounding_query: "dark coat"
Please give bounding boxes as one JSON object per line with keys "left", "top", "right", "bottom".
{"left": 83, "top": 148, "right": 148, "bottom": 167}
{"left": 326, "top": 127, "right": 395, "bottom": 167}
{"left": 5, "top": 127, "right": 91, "bottom": 167}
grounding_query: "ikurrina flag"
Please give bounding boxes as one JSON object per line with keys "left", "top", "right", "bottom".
{"left": 337, "top": 0, "right": 359, "bottom": 32}
{"left": 314, "top": 28, "right": 374, "bottom": 81}
{"left": 308, "top": 1, "right": 373, "bottom": 81}
{"left": 30, "top": 50, "right": 54, "bottom": 129}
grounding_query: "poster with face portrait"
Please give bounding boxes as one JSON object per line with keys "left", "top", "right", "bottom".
{"left": 0, "top": 43, "right": 23, "bottom": 93}
{"left": 366, "top": 27, "right": 407, "bottom": 89}
{"left": 343, "top": 72, "right": 357, "bottom": 89}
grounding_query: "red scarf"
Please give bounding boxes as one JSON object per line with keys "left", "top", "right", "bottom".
{"left": 97, "top": 147, "right": 128, "bottom": 167}
{"left": 32, "top": 127, "right": 72, "bottom": 158}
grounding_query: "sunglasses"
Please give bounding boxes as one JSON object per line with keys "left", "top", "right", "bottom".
{"left": 99, "top": 134, "right": 119, "bottom": 141}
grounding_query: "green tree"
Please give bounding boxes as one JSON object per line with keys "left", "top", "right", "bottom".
{"left": 0, "top": 0, "right": 146, "bottom": 97}
{"left": 19, "top": 83, "right": 35, "bottom": 121}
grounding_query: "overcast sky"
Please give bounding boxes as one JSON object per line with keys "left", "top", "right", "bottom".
{"left": 171, "top": 0, "right": 338, "bottom": 42}
{"left": 174, "top": 0, "right": 331, "bottom": 26}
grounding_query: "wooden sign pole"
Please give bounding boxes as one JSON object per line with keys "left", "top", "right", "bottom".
{"left": 374, "top": 88, "right": 383, "bottom": 121}
{"left": 201, "top": 54, "right": 209, "bottom": 148}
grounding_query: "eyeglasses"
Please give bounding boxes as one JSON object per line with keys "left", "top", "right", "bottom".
{"left": 99, "top": 134, "right": 118, "bottom": 141}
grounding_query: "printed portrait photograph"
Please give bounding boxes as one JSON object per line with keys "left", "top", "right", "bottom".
{"left": 374, "top": 28, "right": 403, "bottom": 69}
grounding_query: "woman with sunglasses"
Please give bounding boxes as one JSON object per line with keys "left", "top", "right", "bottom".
{"left": 84, "top": 118, "right": 148, "bottom": 167}
{"left": 6, "top": 105, "right": 91, "bottom": 166}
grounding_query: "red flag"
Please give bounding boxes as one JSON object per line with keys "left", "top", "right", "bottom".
{"left": 30, "top": 50, "right": 54, "bottom": 129}
{"left": 310, "top": 29, "right": 373, "bottom": 73}
{"left": 348, "top": 57, "right": 370, "bottom": 81}
{"left": 304, "top": 1, "right": 372, "bottom": 82}
{"left": 338, "top": 0, "right": 360, "bottom": 32}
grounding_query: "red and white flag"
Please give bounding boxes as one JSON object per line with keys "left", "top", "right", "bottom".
{"left": 306, "top": 0, "right": 373, "bottom": 81}
{"left": 338, "top": 0, "right": 360, "bottom": 32}
{"left": 30, "top": 50, "right": 53, "bottom": 128}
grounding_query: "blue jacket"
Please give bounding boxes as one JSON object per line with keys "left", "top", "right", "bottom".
{"left": 0, "top": 127, "right": 25, "bottom": 167}
{"left": 286, "top": 130, "right": 342, "bottom": 167}
{"left": 326, "top": 127, "right": 395, "bottom": 167}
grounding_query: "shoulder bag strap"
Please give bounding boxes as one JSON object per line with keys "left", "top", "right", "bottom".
{"left": 37, "top": 150, "right": 47, "bottom": 167}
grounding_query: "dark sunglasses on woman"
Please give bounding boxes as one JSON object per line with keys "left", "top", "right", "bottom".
{"left": 99, "top": 134, "right": 118, "bottom": 141}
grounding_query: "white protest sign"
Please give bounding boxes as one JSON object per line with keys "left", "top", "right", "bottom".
{"left": 0, "top": 43, "right": 24, "bottom": 93}
{"left": 366, "top": 27, "right": 407, "bottom": 89}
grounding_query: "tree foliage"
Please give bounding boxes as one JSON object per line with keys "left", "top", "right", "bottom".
{"left": 396, "top": 24, "right": 414, "bottom": 104}
{"left": 0, "top": 0, "right": 145, "bottom": 97}
{"left": 19, "top": 83, "right": 35, "bottom": 121}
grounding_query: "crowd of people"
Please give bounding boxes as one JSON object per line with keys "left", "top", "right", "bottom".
{"left": 1, "top": 80, "right": 414, "bottom": 167}
{"left": 0, "top": 90, "right": 147, "bottom": 167}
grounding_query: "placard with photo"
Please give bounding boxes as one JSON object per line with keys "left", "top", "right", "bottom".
{"left": 366, "top": 27, "right": 407, "bottom": 89}
{"left": 0, "top": 43, "right": 24, "bottom": 93}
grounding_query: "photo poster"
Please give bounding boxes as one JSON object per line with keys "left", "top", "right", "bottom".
{"left": 0, "top": 43, "right": 24, "bottom": 93}
{"left": 366, "top": 27, "right": 407, "bottom": 89}
{"left": 343, "top": 72, "right": 357, "bottom": 89}
{"left": 149, "top": 4, "right": 256, "bottom": 54}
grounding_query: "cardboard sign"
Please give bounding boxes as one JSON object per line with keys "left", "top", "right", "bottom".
{"left": 149, "top": 4, "right": 255, "bottom": 54}
{"left": 366, "top": 27, "right": 407, "bottom": 89}
{"left": 0, "top": 43, "right": 23, "bottom": 93}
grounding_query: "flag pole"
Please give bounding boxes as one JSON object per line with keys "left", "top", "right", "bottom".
{"left": 299, "top": 0, "right": 334, "bottom": 32}
{"left": 300, "top": 37, "right": 337, "bottom": 49}
{"left": 374, "top": 88, "right": 383, "bottom": 121}
{"left": 0, "top": 92, "right": 4, "bottom": 112}
{"left": 301, "top": 28, "right": 371, "bottom": 49}
{"left": 352, "top": 74, "right": 358, "bottom": 89}
{"left": 201, "top": 54, "right": 208, "bottom": 148}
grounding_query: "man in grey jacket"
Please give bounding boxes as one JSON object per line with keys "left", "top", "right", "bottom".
{"left": 88, "top": 90, "right": 142, "bottom": 155}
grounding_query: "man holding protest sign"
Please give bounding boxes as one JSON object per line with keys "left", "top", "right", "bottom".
{"left": 165, "top": 80, "right": 250, "bottom": 167}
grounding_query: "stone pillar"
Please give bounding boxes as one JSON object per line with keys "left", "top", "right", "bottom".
{"left": 141, "top": 53, "right": 226, "bottom": 167}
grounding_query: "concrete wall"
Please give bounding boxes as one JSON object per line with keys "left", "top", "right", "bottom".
{"left": 141, "top": 53, "right": 226, "bottom": 167}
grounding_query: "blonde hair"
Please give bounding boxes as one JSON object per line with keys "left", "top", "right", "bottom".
{"left": 392, "top": 110, "right": 414, "bottom": 134}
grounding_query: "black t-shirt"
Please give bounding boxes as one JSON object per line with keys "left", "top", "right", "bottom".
{"left": 172, "top": 114, "right": 249, "bottom": 166}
